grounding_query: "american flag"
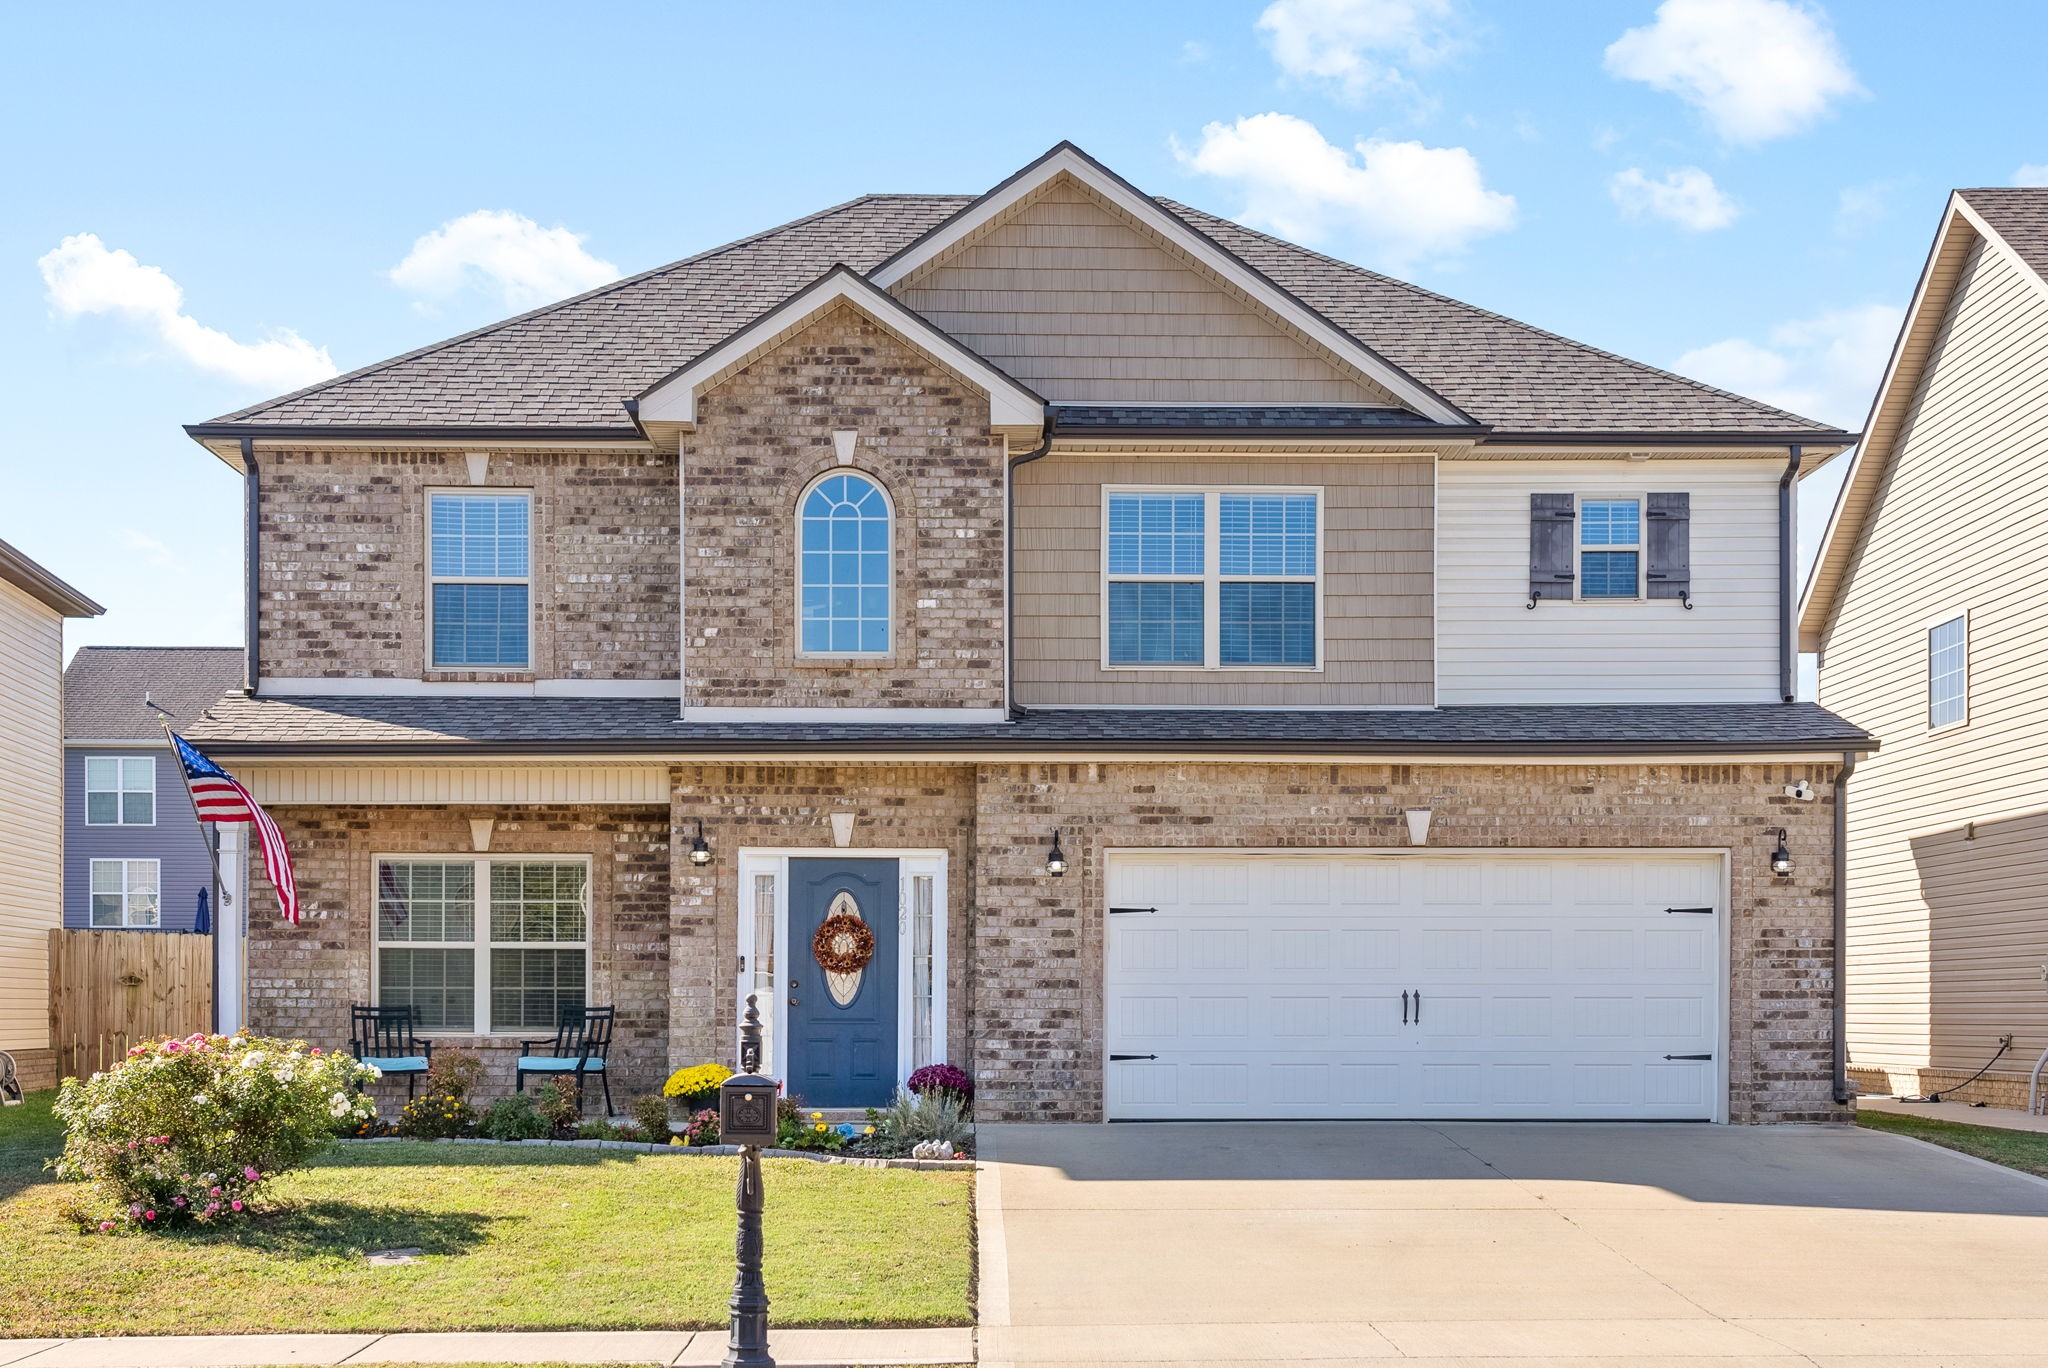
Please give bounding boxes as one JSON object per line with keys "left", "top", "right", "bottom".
{"left": 170, "top": 731, "right": 300, "bottom": 925}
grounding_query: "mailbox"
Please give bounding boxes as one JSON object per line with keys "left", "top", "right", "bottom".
{"left": 719, "top": 1073, "right": 779, "bottom": 1148}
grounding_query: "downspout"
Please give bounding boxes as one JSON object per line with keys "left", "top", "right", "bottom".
{"left": 1778, "top": 445, "right": 1803, "bottom": 703}
{"left": 1833, "top": 747, "right": 1858, "bottom": 1105}
{"left": 1004, "top": 415, "right": 1056, "bottom": 721}
{"left": 242, "top": 438, "right": 260, "bottom": 695}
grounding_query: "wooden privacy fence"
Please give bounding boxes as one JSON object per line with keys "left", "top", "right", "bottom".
{"left": 47, "top": 930, "right": 213, "bottom": 1081}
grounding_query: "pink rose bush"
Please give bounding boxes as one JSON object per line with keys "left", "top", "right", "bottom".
{"left": 54, "top": 1031, "right": 377, "bottom": 1232}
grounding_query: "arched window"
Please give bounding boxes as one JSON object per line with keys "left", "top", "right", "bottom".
{"left": 799, "top": 472, "right": 892, "bottom": 655}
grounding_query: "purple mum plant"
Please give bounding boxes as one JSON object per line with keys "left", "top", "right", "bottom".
{"left": 906, "top": 1063, "right": 973, "bottom": 1104}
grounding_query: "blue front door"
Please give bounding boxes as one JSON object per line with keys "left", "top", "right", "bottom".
{"left": 788, "top": 858, "right": 899, "bottom": 1108}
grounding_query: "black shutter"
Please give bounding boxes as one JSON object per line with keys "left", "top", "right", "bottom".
{"left": 1646, "top": 493, "right": 1691, "bottom": 602}
{"left": 1529, "top": 494, "right": 1576, "bottom": 603}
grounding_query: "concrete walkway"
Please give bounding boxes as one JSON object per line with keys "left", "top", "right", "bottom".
{"left": 978, "top": 1120, "right": 2048, "bottom": 1367}
{"left": 0, "top": 1327, "right": 971, "bottom": 1367}
{"left": 1859, "top": 1094, "right": 2048, "bottom": 1133}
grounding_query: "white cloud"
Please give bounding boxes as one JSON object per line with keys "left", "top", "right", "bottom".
{"left": 1833, "top": 178, "right": 1901, "bottom": 236}
{"left": 1609, "top": 166, "right": 1739, "bottom": 231}
{"left": 118, "top": 530, "right": 179, "bottom": 569}
{"left": 1173, "top": 113, "right": 1517, "bottom": 269}
{"left": 2014, "top": 164, "right": 2048, "bottom": 188}
{"left": 1674, "top": 302, "right": 1901, "bottom": 429}
{"left": 1604, "top": 0, "right": 1862, "bottom": 144}
{"left": 38, "top": 234, "right": 337, "bottom": 391}
{"left": 1256, "top": 0, "right": 1464, "bottom": 106}
{"left": 389, "top": 210, "right": 620, "bottom": 312}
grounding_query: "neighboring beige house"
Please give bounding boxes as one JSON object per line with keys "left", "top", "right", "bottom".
{"left": 1803, "top": 187, "right": 2048, "bottom": 1108}
{"left": 183, "top": 143, "right": 1875, "bottom": 1126}
{"left": 0, "top": 538, "right": 103, "bottom": 1093}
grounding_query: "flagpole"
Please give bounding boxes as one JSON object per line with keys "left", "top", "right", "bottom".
{"left": 155, "top": 711, "right": 233, "bottom": 1034}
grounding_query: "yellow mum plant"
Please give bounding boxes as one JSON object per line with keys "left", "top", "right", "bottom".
{"left": 662, "top": 1062, "right": 733, "bottom": 1100}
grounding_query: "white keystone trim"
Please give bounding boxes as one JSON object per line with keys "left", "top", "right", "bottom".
{"left": 637, "top": 266, "right": 1044, "bottom": 432}
{"left": 681, "top": 705, "right": 1008, "bottom": 725}
{"left": 868, "top": 144, "right": 1470, "bottom": 427}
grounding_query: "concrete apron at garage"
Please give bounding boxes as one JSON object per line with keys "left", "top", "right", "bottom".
{"left": 976, "top": 1121, "right": 2048, "bottom": 1367}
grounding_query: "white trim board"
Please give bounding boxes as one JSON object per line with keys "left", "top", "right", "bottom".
{"left": 637, "top": 266, "right": 1044, "bottom": 435}
{"left": 680, "top": 706, "right": 1008, "bottom": 725}
{"left": 258, "top": 677, "right": 681, "bottom": 698}
{"left": 868, "top": 144, "right": 1469, "bottom": 428}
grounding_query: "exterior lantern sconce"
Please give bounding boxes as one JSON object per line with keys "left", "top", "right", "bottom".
{"left": 1406, "top": 808, "right": 1433, "bottom": 847}
{"left": 1767, "top": 827, "right": 1793, "bottom": 877}
{"left": 689, "top": 818, "right": 713, "bottom": 867}
{"left": 1045, "top": 830, "right": 1069, "bottom": 877}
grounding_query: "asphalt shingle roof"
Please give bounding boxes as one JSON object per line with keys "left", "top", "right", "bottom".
{"left": 183, "top": 694, "right": 1871, "bottom": 758}
{"left": 64, "top": 646, "right": 245, "bottom": 740}
{"left": 1050, "top": 404, "right": 1438, "bottom": 432}
{"left": 1960, "top": 187, "right": 2048, "bottom": 284}
{"left": 199, "top": 189, "right": 1841, "bottom": 439}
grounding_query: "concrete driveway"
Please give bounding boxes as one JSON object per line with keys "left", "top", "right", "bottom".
{"left": 975, "top": 1122, "right": 2048, "bottom": 1367}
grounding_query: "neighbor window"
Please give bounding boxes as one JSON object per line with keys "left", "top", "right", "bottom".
{"left": 1578, "top": 498, "right": 1641, "bottom": 599}
{"left": 90, "top": 858, "right": 160, "bottom": 928}
{"left": 84, "top": 756, "right": 154, "bottom": 825}
{"left": 1106, "top": 489, "right": 1320, "bottom": 668}
{"left": 799, "top": 473, "right": 892, "bottom": 655}
{"left": 428, "top": 491, "right": 531, "bottom": 669}
{"left": 1928, "top": 614, "right": 1968, "bottom": 729}
{"left": 375, "top": 856, "right": 588, "bottom": 1034}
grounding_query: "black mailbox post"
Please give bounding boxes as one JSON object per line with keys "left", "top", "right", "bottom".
{"left": 717, "top": 995, "right": 776, "bottom": 1367}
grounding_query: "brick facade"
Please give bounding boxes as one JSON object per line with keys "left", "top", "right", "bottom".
{"left": 680, "top": 304, "right": 1007, "bottom": 710}
{"left": 256, "top": 447, "right": 678, "bottom": 683}
{"left": 239, "top": 760, "right": 1844, "bottom": 1126}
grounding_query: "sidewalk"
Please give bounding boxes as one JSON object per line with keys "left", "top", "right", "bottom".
{"left": 1859, "top": 1094, "right": 2048, "bottom": 1133}
{"left": 0, "top": 1328, "right": 972, "bottom": 1368}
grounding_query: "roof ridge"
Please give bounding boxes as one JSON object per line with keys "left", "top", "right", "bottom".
{"left": 205, "top": 194, "right": 954, "bottom": 426}
{"left": 1160, "top": 198, "right": 1839, "bottom": 433}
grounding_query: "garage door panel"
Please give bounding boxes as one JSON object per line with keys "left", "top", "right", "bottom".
{"left": 1106, "top": 852, "right": 1722, "bottom": 1121}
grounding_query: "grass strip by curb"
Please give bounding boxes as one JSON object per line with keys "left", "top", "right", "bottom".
{"left": 1856, "top": 1107, "right": 2048, "bottom": 1180}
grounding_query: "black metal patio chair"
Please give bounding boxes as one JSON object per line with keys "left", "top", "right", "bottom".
{"left": 516, "top": 1005, "right": 614, "bottom": 1115}
{"left": 349, "top": 1004, "right": 434, "bottom": 1100}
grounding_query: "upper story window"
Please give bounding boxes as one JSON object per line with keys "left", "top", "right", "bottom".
{"left": 799, "top": 473, "right": 892, "bottom": 656}
{"left": 1105, "top": 488, "right": 1320, "bottom": 669}
{"left": 90, "top": 857, "right": 160, "bottom": 928}
{"left": 429, "top": 491, "right": 531, "bottom": 669}
{"left": 85, "top": 756, "right": 154, "bottom": 825}
{"left": 1928, "top": 614, "right": 1968, "bottom": 729}
{"left": 1578, "top": 498, "right": 1642, "bottom": 599}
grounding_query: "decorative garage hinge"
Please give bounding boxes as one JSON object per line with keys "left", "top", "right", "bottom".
{"left": 1664, "top": 906, "right": 1715, "bottom": 915}
{"left": 1662, "top": 1053, "right": 1713, "bottom": 1061}
{"left": 1108, "top": 906, "right": 1158, "bottom": 915}
{"left": 1109, "top": 1054, "right": 1159, "bottom": 1062}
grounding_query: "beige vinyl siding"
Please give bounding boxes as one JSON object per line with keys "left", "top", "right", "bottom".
{"left": 1437, "top": 458, "right": 1783, "bottom": 704}
{"left": 1818, "top": 236, "right": 2048, "bottom": 1086}
{"left": 0, "top": 578, "right": 65, "bottom": 1053}
{"left": 894, "top": 177, "right": 1393, "bottom": 405}
{"left": 1012, "top": 450, "right": 1433, "bottom": 707}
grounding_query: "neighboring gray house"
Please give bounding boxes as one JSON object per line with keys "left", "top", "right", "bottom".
{"left": 63, "top": 647, "right": 244, "bottom": 932}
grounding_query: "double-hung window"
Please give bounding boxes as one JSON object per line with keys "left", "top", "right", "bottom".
{"left": 84, "top": 756, "right": 154, "bottom": 825}
{"left": 375, "top": 856, "right": 588, "bottom": 1034}
{"left": 1105, "top": 488, "right": 1320, "bottom": 668}
{"left": 1578, "top": 497, "right": 1642, "bottom": 599}
{"left": 429, "top": 491, "right": 531, "bottom": 669}
{"left": 1928, "top": 614, "right": 1968, "bottom": 730}
{"left": 90, "top": 858, "right": 160, "bottom": 928}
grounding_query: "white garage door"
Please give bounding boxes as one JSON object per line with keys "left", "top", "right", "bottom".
{"left": 1105, "top": 852, "right": 1724, "bottom": 1121}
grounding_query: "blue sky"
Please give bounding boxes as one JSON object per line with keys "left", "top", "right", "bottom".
{"left": 6, "top": 0, "right": 2043, "bottom": 678}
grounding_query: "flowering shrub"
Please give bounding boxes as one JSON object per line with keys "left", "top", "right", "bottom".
{"left": 662, "top": 1062, "right": 732, "bottom": 1105}
{"left": 394, "top": 1049, "right": 482, "bottom": 1139}
{"left": 53, "top": 1031, "right": 376, "bottom": 1230}
{"left": 906, "top": 1063, "right": 973, "bottom": 1108}
{"left": 776, "top": 1103, "right": 848, "bottom": 1152}
{"left": 682, "top": 1108, "right": 720, "bottom": 1146}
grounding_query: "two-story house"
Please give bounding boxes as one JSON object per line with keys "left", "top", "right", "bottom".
{"left": 0, "top": 538, "right": 102, "bottom": 1094}
{"left": 61, "top": 646, "right": 246, "bottom": 932}
{"left": 182, "top": 144, "right": 1873, "bottom": 1124}
{"left": 1802, "top": 187, "right": 2048, "bottom": 1109}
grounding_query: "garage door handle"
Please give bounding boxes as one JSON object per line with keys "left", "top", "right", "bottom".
{"left": 1110, "top": 1053, "right": 1158, "bottom": 1062}
{"left": 1663, "top": 1053, "right": 1712, "bottom": 1061}
{"left": 1401, "top": 990, "right": 1410, "bottom": 1024}
{"left": 1413, "top": 989, "right": 1421, "bottom": 1022}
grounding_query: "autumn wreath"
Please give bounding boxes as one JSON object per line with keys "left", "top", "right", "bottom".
{"left": 812, "top": 911, "right": 876, "bottom": 975}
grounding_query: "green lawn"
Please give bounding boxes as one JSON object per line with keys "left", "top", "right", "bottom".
{"left": 0, "top": 1092, "right": 971, "bottom": 1338}
{"left": 1857, "top": 1107, "right": 2048, "bottom": 1180}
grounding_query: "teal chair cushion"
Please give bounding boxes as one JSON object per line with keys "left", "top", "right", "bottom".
{"left": 518, "top": 1056, "right": 603, "bottom": 1072}
{"left": 363, "top": 1055, "right": 430, "bottom": 1073}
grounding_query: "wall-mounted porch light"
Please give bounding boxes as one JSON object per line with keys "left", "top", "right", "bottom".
{"left": 689, "top": 818, "right": 713, "bottom": 867}
{"left": 1767, "top": 827, "right": 1793, "bottom": 877}
{"left": 1045, "top": 830, "right": 1068, "bottom": 877}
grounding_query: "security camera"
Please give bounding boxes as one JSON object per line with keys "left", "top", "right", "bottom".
{"left": 1784, "top": 780, "right": 1815, "bottom": 801}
